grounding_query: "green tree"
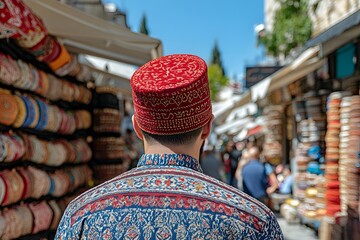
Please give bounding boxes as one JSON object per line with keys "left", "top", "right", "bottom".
{"left": 139, "top": 15, "right": 149, "bottom": 35}
{"left": 259, "top": 0, "right": 312, "bottom": 58}
{"left": 210, "top": 42, "right": 226, "bottom": 75}
{"left": 208, "top": 64, "right": 229, "bottom": 101}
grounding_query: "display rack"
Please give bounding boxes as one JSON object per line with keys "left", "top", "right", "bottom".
{"left": 0, "top": 33, "right": 94, "bottom": 240}
{"left": 91, "top": 87, "right": 131, "bottom": 185}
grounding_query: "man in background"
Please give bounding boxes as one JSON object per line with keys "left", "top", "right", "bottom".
{"left": 242, "top": 147, "right": 269, "bottom": 205}
{"left": 200, "top": 140, "right": 224, "bottom": 181}
{"left": 222, "top": 140, "right": 241, "bottom": 187}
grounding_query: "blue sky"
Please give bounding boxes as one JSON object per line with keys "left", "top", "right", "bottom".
{"left": 103, "top": 0, "right": 265, "bottom": 80}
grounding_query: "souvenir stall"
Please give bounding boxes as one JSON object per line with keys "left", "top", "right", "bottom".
{"left": 292, "top": 89, "right": 329, "bottom": 221}
{"left": 287, "top": 43, "right": 360, "bottom": 238}
{"left": 91, "top": 86, "right": 133, "bottom": 185}
{"left": 318, "top": 41, "right": 360, "bottom": 239}
{"left": 0, "top": 1, "right": 94, "bottom": 239}
{"left": 262, "top": 105, "right": 283, "bottom": 166}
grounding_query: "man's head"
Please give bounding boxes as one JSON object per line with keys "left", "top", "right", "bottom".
{"left": 248, "top": 146, "right": 260, "bottom": 160}
{"left": 282, "top": 165, "right": 291, "bottom": 176}
{"left": 242, "top": 149, "right": 249, "bottom": 161}
{"left": 130, "top": 54, "right": 213, "bottom": 158}
{"left": 225, "top": 140, "right": 234, "bottom": 152}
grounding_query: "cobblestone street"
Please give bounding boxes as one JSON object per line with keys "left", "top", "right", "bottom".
{"left": 278, "top": 218, "right": 319, "bottom": 240}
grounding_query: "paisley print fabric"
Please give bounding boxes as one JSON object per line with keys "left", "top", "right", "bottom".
{"left": 55, "top": 154, "right": 284, "bottom": 239}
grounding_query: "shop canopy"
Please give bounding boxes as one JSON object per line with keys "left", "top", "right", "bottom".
{"left": 23, "top": 0, "right": 163, "bottom": 66}
{"left": 214, "top": 46, "right": 325, "bottom": 127}
{"left": 212, "top": 91, "right": 251, "bottom": 124}
{"left": 250, "top": 46, "right": 326, "bottom": 102}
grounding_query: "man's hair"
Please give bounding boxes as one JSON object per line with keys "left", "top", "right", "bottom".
{"left": 142, "top": 127, "right": 202, "bottom": 145}
{"left": 248, "top": 146, "right": 260, "bottom": 160}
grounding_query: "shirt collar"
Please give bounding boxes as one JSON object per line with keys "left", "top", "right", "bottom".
{"left": 137, "top": 153, "right": 203, "bottom": 172}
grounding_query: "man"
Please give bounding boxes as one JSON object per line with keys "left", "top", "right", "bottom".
{"left": 200, "top": 140, "right": 224, "bottom": 181}
{"left": 222, "top": 140, "right": 241, "bottom": 187}
{"left": 242, "top": 147, "right": 269, "bottom": 205}
{"left": 264, "top": 157, "right": 279, "bottom": 196}
{"left": 55, "top": 54, "right": 283, "bottom": 239}
{"left": 235, "top": 149, "right": 250, "bottom": 191}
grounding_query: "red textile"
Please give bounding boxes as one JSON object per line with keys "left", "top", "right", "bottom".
{"left": 0, "top": 0, "right": 47, "bottom": 42}
{"left": 131, "top": 54, "right": 212, "bottom": 135}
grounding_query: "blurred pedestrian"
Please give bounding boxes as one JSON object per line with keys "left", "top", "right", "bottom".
{"left": 242, "top": 147, "right": 269, "bottom": 205}
{"left": 56, "top": 54, "right": 283, "bottom": 239}
{"left": 222, "top": 140, "right": 241, "bottom": 187}
{"left": 263, "top": 156, "right": 279, "bottom": 196}
{"left": 278, "top": 165, "right": 293, "bottom": 195}
{"left": 200, "top": 140, "right": 224, "bottom": 181}
{"left": 235, "top": 149, "right": 250, "bottom": 190}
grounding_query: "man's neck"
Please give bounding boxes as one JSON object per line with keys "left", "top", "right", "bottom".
{"left": 144, "top": 143, "right": 200, "bottom": 161}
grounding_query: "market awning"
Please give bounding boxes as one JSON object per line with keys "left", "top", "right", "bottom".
{"left": 214, "top": 117, "right": 251, "bottom": 135}
{"left": 247, "top": 125, "right": 263, "bottom": 137}
{"left": 213, "top": 46, "right": 325, "bottom": 126}
{"left": 234, "top": 117, "right": 265, "bottom": 141}
{"left": 225, "top": 103, "right": 258, "bottom": 123}
{"left": 23, "top": 0, "right": 163, "bottom": 66}
{"left": 215, "top": 91, "right": 252, "bottom": 122}
{"left": 251, "top": 46, "right": 326, "bottom": 102}
{"left": 87, "top": 65, "right": 132, "bottom": 96}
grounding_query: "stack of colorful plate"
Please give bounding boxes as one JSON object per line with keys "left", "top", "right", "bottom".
{"left": 263, "top": 106, "right": 283, "bottom": 165}
{"left": 319, "top": 90, "right": 330, "bottom": 113}
{"left": 299, "top": 119, "right": 321, "bottom": 145}
{"left": 315, "top": 175, "right": 327, "bottom": 217}
{"left": 304, "top": 91, "right": 328, "bottom": 151}
{"left": 339, "top": 96, "right": 352, "bottom": 213}
{"left": 294, "top": 144, "right": 311, "bottom": 200}
{"left": 293, "top": 97, "right": 307, "bottom": 122}
{"left": 325, "top": 92, "right": 351, "bottom": 216}
{"left": 304, "top": 187, "right": 318, "bottom": 218}
{"left": 0, "top": 199, "right": 71, "bottom": 239}
{"left": 304, "top": 91, "right": 323, "bottom": 122}
{"left": 343, "top": 95, "right": 360, "bottom": 212}
{"left": 93, "top": 108, "right": 122, "bottom": 133}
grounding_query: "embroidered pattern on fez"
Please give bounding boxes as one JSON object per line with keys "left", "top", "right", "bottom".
{"left": 131, "top": 54, "right": 212, "bottom": 135}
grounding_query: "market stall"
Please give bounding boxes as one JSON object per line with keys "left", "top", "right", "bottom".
{"left": 0, "top": 0, "right": 162, "bottom": 239}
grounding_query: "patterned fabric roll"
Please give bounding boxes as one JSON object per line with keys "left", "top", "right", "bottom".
{"left": 0, "top": 176, "right": 6, "bottom": 205}
{"left": 48, "top": 44, "right": 71, "bottom": 71}
{"left": 51, "top": 171, "right": 70, "bottom": 197}
{"left": 0, "top": 54, "right": 21, "bottom": 85}
{"left": 0, "top": 137, "right": 7, "bottom": 162}
{"left": 17, "top": 167, "right": 33, "bottom": 199}
{"left": 0, "top": 214, "right": 5, "bottom": 239}
{"left": 0, "top": 134, "right": 25, "bottom": 163}
{"left": 20, "top": 95, "right": 38, "bottom": 128}
{"left": 13, "top": 95, "right": 27, "bottom": 128}
{"left": 34, "top": 70, "right": 50, "bottom": 96}
{"left": 41, "top": 36, "right": 61, "bottom": 63}
{"left": 15, "top": 204, "right": 33, "bottom": 236}
{"left": 0, "top": 91, "right": 19, "bottom": 126}
{"left": 0, "top": 170, "right": 24, "bottom": 206}
{"left": 35, "top": 98, "right": 48, "bottom": 130}
{"left": 48, "top": 200, "right": 62, "bottom": 230}
{"left": 29, "top": 201, "right": 53, "bottom": 234}
{"left": 1, "top": 207, "right": 22, "bottom": 240}
{"left": 28, "top": 166, "right": 50, "bottom": 199}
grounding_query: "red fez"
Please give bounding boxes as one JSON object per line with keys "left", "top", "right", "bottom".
{"left": 131, "top": 54, "right": 212, "bottom": 135}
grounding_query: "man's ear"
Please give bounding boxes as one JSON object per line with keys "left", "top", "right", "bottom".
{"left": 132, "top": 115, "right": 144, "bottom": 140}
{"left": 201, "top": 114, "right": 214, "bottom": 140}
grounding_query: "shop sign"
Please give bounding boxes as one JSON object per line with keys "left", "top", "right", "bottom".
{"left": 245, "top": 66, "right": 282, "bottom": 89}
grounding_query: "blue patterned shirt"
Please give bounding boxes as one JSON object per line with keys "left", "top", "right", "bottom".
{"left": 55, "top": 154, "right": 284, "bottom": 239}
